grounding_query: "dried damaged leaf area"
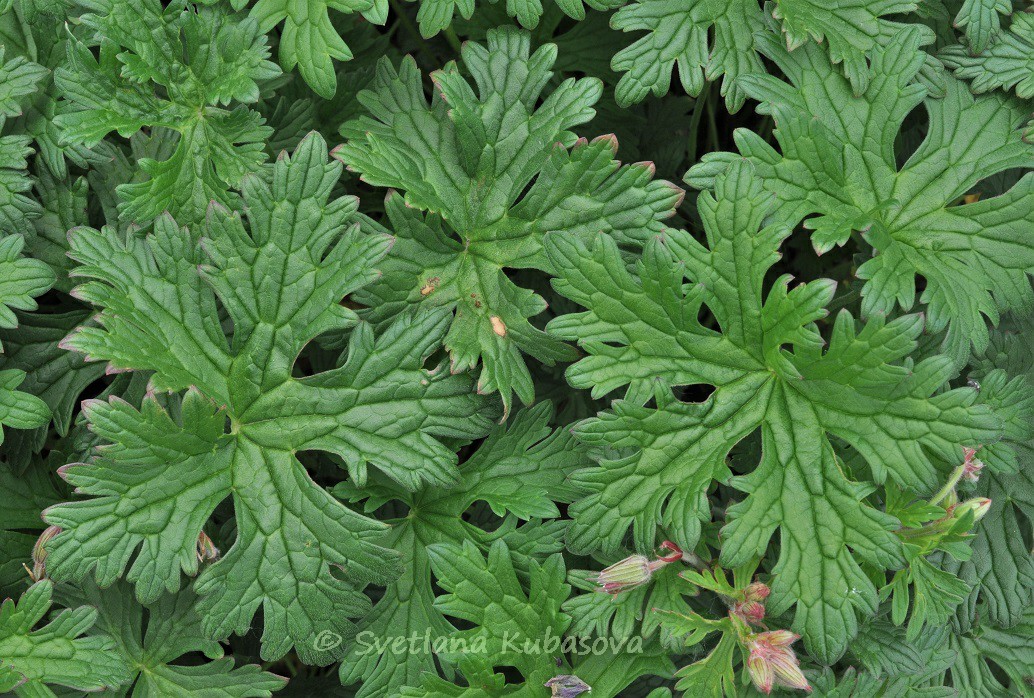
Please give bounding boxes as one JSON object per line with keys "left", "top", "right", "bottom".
{"left": 0, "top": 0, "right": 1031, "bottom": 696}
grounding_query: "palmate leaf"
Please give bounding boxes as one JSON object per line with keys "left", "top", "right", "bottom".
{"left": 408, "top": 0, "right": 624, "bottom": 39}
{"left": 939, "top": 322, "right": 1034, "bottom": 629}
{"left": 769, "top": 0, "right": 932, "bottom": 94}
{"left": 0, "top": 234, "right": 55, "bottom": 447}
{"left": 607, "top": 0, "right": 765, "bottom": 111}
{"left": 58, "top": 581, "right": 287, "bottom": 697}
{"left": 0, "top": 310, "right": 105, "bottom": 442}
{"left": 397, "top": 540, "right": 571, "bottom": 696}
{"left": 545, "top": 161, "right": 1000, "bottom": 661}
{"left": 608, "top": 0, "right": 939, "bottom": 110}
{"left": 336, "top": 402, "right": 584, "bottom": 697}
{"left": 0, "top": 46, "right": 47, "bottom": 228}
{"left": 54, "top": 0, "right": 281, "bottom": 226}
{"left": 688, "top": 26, "right": 1034, "bottom": 365}
{"left": 947, "top": 608, "right": 1034, "bottom": 695}
{"left": 0, "top": 580, "right": 133, "bottom": 696}
{"left": 42, "top": 134, "right": 495, "bottom": 664}
{"left": 235, "top": 0, "right": 373, "bottom": 99}
{"left": 340, "top": 27, "right": 683, "bottom": 413}
{"left": 400, "top": 539, "right": 670, "bottom": 697}
{"left": 0, "top": 45, "right": 47, "bottom": 124}
{"left": 942, "top": 11, "right": 1034, "bottom": 99}
{"left": 952, "top": 0, "right": 1014, "bottom": 53}
{"left": 0, "top": 136, "right": 41, "bottom": 239}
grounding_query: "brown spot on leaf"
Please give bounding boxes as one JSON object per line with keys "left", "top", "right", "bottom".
{"left": 490, "top": 316, "right": 506, "bottom": 336}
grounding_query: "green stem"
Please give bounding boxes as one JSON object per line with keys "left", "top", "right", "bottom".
{"left": 706, "top": 85, "right": 720, "bottom": 152}
{"left": 387, "top": 0, "right": 437, "bottom": 68}
{"left": 443, "top": 26, "right": 463, "bottom": 55}
{"left": 756, "top": 115, "right": 774, "bottom": 142}
{"left": 929, "top": 464, "right": 965, "bottom": 507}
{"left": 681, "top": 551, "right": 708, "bottom": 571}
{"left": 687, "top": 87, "right": 709, "bottom": 164}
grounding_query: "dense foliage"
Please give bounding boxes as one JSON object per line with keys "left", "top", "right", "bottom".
{"left": 0, "top": 0, "right": 1031, "bottom": 695}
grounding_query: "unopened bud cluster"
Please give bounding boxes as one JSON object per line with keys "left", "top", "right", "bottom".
{"left": 593, "top": 546, "right": 811, "bottom": 694}
{"left": 746, "top": 629, "right": 811, "bottom": 694}
{"left": 928, "top": 445, "right": 992, "bottom": 526}
{"left": 733, "top": 581, "right": 770, "bottom": 625}
{"left": 727, "top": 580, "right": 811, "bottom": 693}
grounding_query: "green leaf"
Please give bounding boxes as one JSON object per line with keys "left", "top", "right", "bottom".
{"left": 0, "top": 310, "right": 106, "bottom": 437}
{"left": 0, "top": 580, "right": 133, "bottom": 696}
{"left": 0, "top": 232, "right": 56, "bottom": 449}
{"left": 0, "top": 136, "right": 42, "bottom": 237}
{"left": 0, "top": 45, "right": 46, "bottom": 126}
{"left": 54, "top": 0, "right": 280, "bottom": 225}
{"left": 546, "top": 160, "right": 1000, "bottom": 661}
{"left": 948, "top": 608, "right": 1034, "bottom": 695}
{"left": 407, "top": 539, "right": 573, "bottom": 694}
{"left": 942, "top": 11, "right": 1034, "bottom": 99}
{"left": 673, "top": 633, "right": 737, "bottom": 697}
{"left": 901, "top": 558, "right": 971, "bottom": 642}
{"left": 0, "top": 369, "right": 50, "bottom": 447}
{"left": 341, "top": 27, "right": 682, "bottom": 413}
{"left": 58, "top": 581, "right": 287, "bottom": 697}
{"left": 408, "top": 0, "right": 623, "bottom": 37}
{"left": 941, "top": 332, "right": 1034, "bottom": 628}
{"left": 43, "top": 134, "right": 495, "bottom": 663}
{"left": 0, "top": 236, "right": 54, "bottom": 350}
{"left": 608, "top": 0, "right": 766, "bottom": 111}
{"left": 687, "top": 26, "right": 1034, "bottom": 365}
{"left": 244, "top": 0, "right": 373, "bottom": 98}
{"left": 952, "top": 0, "right": 1013, "bottom": 53}
{"left": 770, "top": 0, "right": 931, "bottom": 94}
{"left": 565, "top": 562, "right": 690, "bottom": 651}
{"left": 0, "top": 460, "right": 62, "bottom": 599}
{"left": 337, "top": 402, "right": 585, "bottom": 697}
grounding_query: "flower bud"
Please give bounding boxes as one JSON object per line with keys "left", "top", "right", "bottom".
{"left": 739, "top": 600, "right": 766, "bottom": 624}
{"left": 955, "top": 497, "right": 992, "bottom": 523}
{"left": 745, "top": 630, "right": 811, "bottom": 694}
{"left": 747, "top": 651, "right": 774, "bottom": 694}
{"left": 592, "top": 544, "right": 683, "bottom": 595}
{"left": 744, "top": 582, "right": 771, "bottom": 602}
{"left": 593, "top": 555, "right": 656, "bottom": 594}
{"left": 732, "top": 581, "right": 770, "bottom": 624}
{"left": 545, "top": 675, "right": 591, "bottom": 697}
{"left": 28, "top": 526, "right": 61, "bottom": 582}
{"left": 961, "top": 447, "right": 985, "bottom": 483}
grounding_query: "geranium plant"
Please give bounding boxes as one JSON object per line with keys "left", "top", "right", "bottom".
{"left": 0, "top": 0, "right": 1031, "bottom": 695}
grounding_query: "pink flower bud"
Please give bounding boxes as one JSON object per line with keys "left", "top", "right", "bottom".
{"left": 744, "top": 582, "right": 771, "bottom": 602}
{"left": 545, "top": 675, "right": 591, "bottom": 697}
{"left": 961, "top": 447, "right": 985, "bottom": 482}
{"left": 593, "top": 555, "right": 660, "bottom": 594}
{"left": 747, "top": 651, "right": 775, "bottom": 694}
{"left": 739, "top": 600, "right": 766, "bottom": 624}
{"left": 955, "top": 497, "right": 992, "bottom": 523}
{"left": 746, "top": 630, "right": 811, "bottom": 694}
{"left": 762, "top": 629, "right": 800, "bottom": 647}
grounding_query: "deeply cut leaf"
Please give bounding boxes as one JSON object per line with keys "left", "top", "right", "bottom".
{"left": 546, "top": 160, "right": 1000, "bottom": 660}
{"left": 341, "top": 27, "right": 683, "bottom": 413}
{"left": 44, "top": 133, "right": 495, "bottom": 663}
